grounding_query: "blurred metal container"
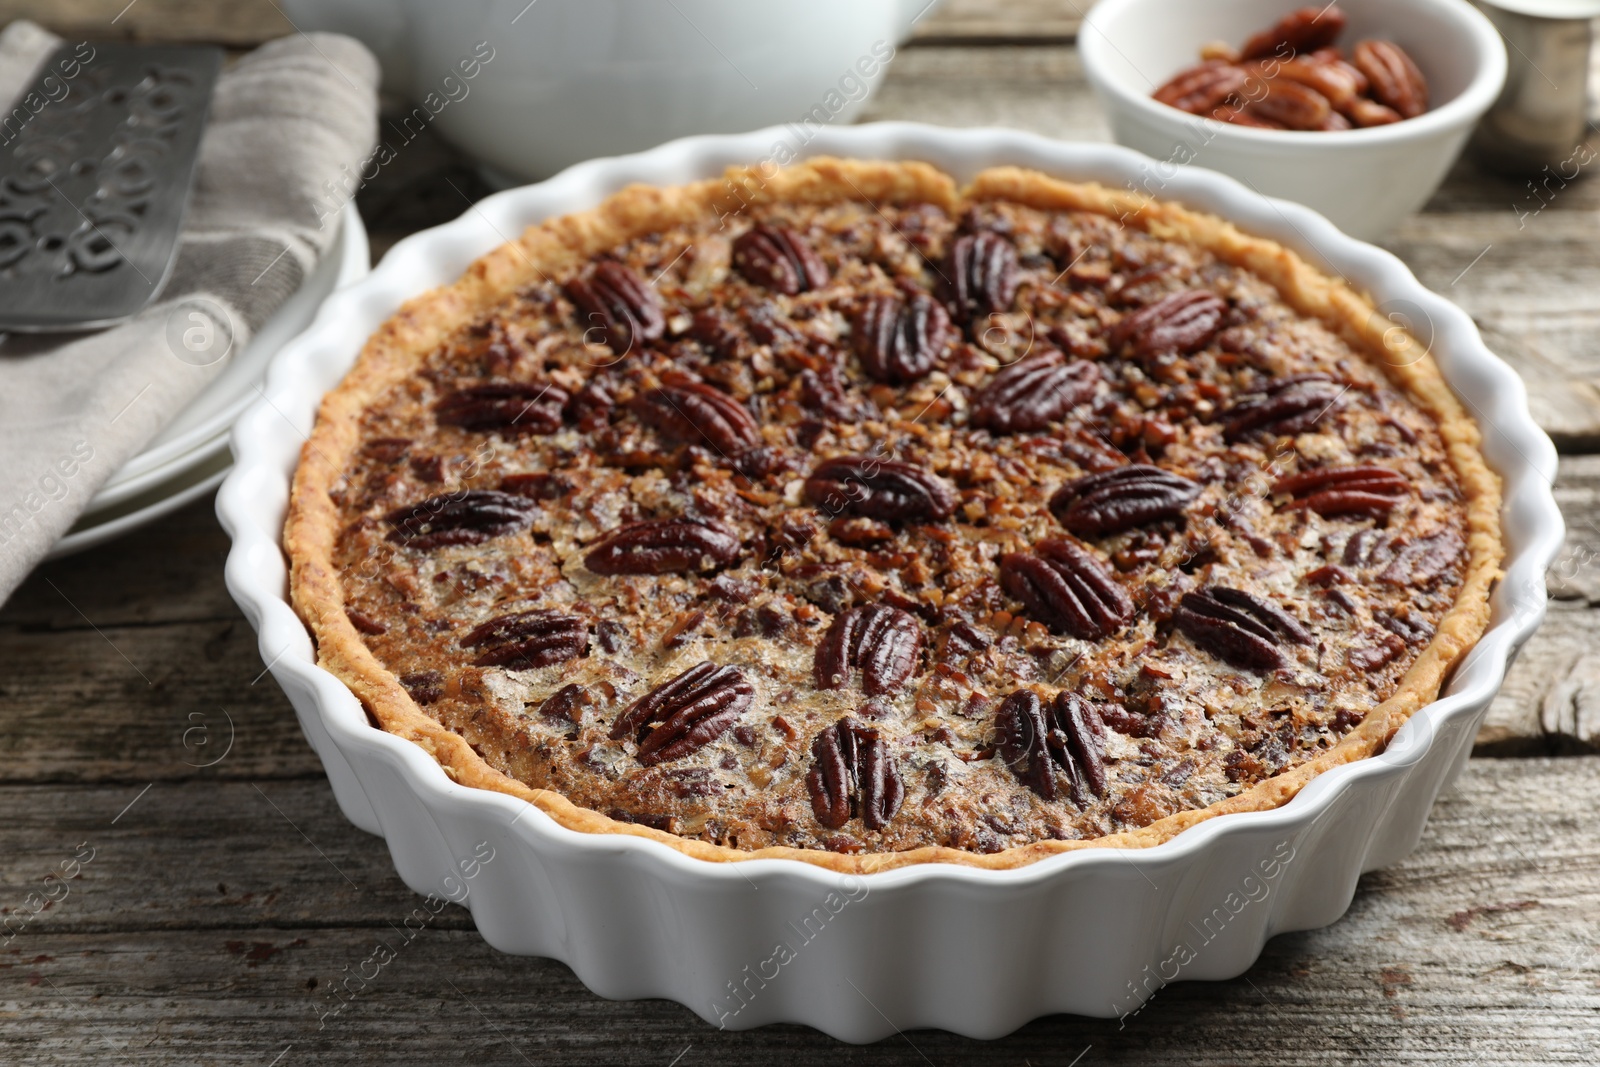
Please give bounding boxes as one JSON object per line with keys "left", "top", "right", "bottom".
{"left": 1469, "top": 0, "right": 1600, "bottom": 172}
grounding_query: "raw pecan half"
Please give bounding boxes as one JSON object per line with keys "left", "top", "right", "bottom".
{"left": 803, "top": 456, "right": 957, "bottom": 523}
{"left": 631, "top": 380, "right": 760, "bottom": 456}
{"left": 1212, "top": 105, "right": 1282, "bottom": 129}
{"left": 806, "top": 717, "right": 905, "bottom": 831}
{"left": 564, "top": 261, "right": 664, "bottom": 354}
{"left": 461, "top": 610, "right": 588, "bottom": 669}
{"left": 941, "top": 232, "right": 1019, "bottom": 328}
{"left": 993, "top": 690, "right": 1108, "bottom": 804}
{"left": 1274, "top": 464, "right": 1409, "bottom": 518}
{"left": 1110, "top": 290, "right": 1228, "bottom": 358}
{"left": 1240, "top": 5, "right": 1346, "bottom": 60}
{"left": 999, "top": 539, "right": 1134, "bottom": 639}
{"left": 385, "top": 490, "right": 536, "bottom": 549}
{"left": 610, "top": 661, "right": 753, "bottom": 766}
{"left": 1153, "top": 61, "right": 1250, "bottom": 115}
{"left": 435, "top": 382, "right": 569, "bottom": 434}
{"left": 1352, "top": 39, "right": 1427, "bottom": 119}
{"left": 1172, "top": 587, "right": 1312, "bottom": 671}
{"left": 732, "top": 224, "right": 829, "bottom": 295}
{"left": 1245, "top": 78, "right": 1333, "bottom": 131}
{"left": 1379, "top": 528, "right": 1463, "bottom": 587}
{"left": 814, "top": 604, "right": 923, "bottom": 696}
{"left": 1345, "top": 96, "right": 1403, "bottom": 127}
{"left": 971, "top": 350, "right": 1099, "bottom": 434}
{"left": 1221, "top": 374, "right": 1346, "bottom": 441}
{"left": 854, "top": 290, "right": 952, "bottom": 384}
{"left": 1050, "top": 464, "right": 1202, "bottom": 536}
{"left": 585, "top": 517, "right": 741, "bottom": 575}
{"left": 1273, "top": 56, "right": 1362, "bottom": 110}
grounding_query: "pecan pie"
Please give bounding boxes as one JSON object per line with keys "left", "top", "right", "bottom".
{"left": 287, "top": 159, "right": 1501, "bottom": 871}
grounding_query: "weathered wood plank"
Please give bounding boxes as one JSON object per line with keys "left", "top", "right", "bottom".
{"left": 0, "top": 612, "right": 326, "bottom": 784}
{"left": 1, "top": 496, "right": 237, "bottom": 629}
{"left": 913, "top": 0, "right": 1086, "bottom": 43}
{"left": 861, "top": 43, "right": 1110, "bottom": 144}
{"left": 3, "top": 759, "right": 1598, "bottom": 1063}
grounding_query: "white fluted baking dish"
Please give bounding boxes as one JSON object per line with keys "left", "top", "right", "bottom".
{"left": 217, "top": 122, "right": 1560, "bottom": 1041}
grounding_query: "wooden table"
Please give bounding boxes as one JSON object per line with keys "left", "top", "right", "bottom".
{"left": 5, "top": 4, "right": 1600, "bottom": 1062}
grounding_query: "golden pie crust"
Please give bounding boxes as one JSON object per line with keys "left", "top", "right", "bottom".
{"left": 286, "top": 159, "right": 1501, "bottom": 872}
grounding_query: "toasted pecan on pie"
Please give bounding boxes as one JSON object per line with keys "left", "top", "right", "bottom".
{"left": 286, "top": 159, "right": 1501, "bottom": 872}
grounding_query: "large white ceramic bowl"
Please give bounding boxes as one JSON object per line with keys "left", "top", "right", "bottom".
{"left": 279, "top": 0, "right": 921, "bottom": 181}
{"left": 218, "top": 123, "right": 1560, "bottom": 1042}
{"left": 1079, "top": 0, "right": 1508, "bottom": 240}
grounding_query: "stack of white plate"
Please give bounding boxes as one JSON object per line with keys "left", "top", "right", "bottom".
{"left": 48, "top": 205, "right": 370, "bottom": 558}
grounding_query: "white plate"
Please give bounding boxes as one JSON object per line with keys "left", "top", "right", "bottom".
{"left": 89, "top": 203, "right": 370, "bottom": 509}
{"left": 217, "top": 124, "right": 1563, "bottom": 1041}
{"left": 49, "top": 445, "right": 231, "bottom": 559}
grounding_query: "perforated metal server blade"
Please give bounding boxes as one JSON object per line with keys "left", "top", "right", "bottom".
{"left": 0, "top": 41, "right": 222, "bottom": 332}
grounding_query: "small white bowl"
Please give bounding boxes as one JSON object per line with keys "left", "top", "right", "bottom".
{"left": 1079, "top": 0, "right": 1508, "bottom": 240}
{"left": 278, "top": 0, "right": 925, "bottom": 182}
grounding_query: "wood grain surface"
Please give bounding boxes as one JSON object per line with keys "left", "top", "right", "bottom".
{"left": 3, "top": 3, "right": 1599, "bottom": 1061}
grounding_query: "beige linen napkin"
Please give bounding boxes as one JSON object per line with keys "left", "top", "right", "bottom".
{"left": 0, "top": 20, "right": 378, "bottom": 602}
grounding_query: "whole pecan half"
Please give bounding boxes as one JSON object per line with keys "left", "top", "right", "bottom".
{"left": 1050, "top": 464, "right": 1202, "bottom": 537}
{"left": 1110, "top": 290, "right": 1228, "bottom": 358}
{"left": 1172, "top": 587, "right": 1312, "bottom": 671}
{"left": 971, "top": 350, "right": 1099, "bottom": 434}
{"left": 1215, "top": 105, "right": 1284, "bottom": 128}
{"left": 631, "top": 380, "right": 760, "bottom": 456}
{"left": 461, "top": 609, "right": 588, "bottom": 670}
{"left": 1221, "top": 374, "right": 1346, "bottom": 441}
{"left": 854, "top": 290, "right": 952, "bottom": 384}
{"left": 1352, "top": 39, "right": 1427, "bottom": 119}
{"left": 564, "top": 261, "right": 664, "bottom": 354}
{"left": 610, "top": 661, "right": 754, "bottom": 766}
{"left": 1379, "top": 528, "right": 1463, "bottom": 587}
{"left": 994, "top": 690, "right": 1109, "bottom": 804}
{"left": 1345, "top": 96, "right": 1403, "bottom": 127}
{"left": 732, "top": 224, "right": 829, "bottom": 295}
{"left": 994, "top": 690, "right": 1057, "bottom": 799}
{"left": 941, "top": 231, "right": 1020, "bottom": 329}
{"left": 1273, "top": 56, "right": 1362, "bottom": 110}
{"left": 803, "top": 456, "right": 957, "bottom": 523}
{"left": 1239, "top": 5, "right": 1346, "bottom": 60}
{"left": 1245, "top": 78, "right": 1333, "bottom": 131}
{"left": 814, "top": 603, "right": 923, "bottom": 696}
{"left": 1274, "top": 464, "right": 1409, "bottom": 518}
{"left": 385, "top": 490, "right": 536, "bottom": 549}
{"left": 585, "top": 517, "right": 741, "bottom": 575}
{"left": 806, "top": 716, "right": 905, "bottom": 831}
{"left": 435, "top": 382, "right": 569, "bottom": 434}
{"left": 1048, "top": 691, "right": 1109, "bottom": 804}
{"left": 1152, "top": 61, "right": 1250, "bottom": 115}
{"left": 999, "top": 538, "right": 1134, "bottom": 639}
